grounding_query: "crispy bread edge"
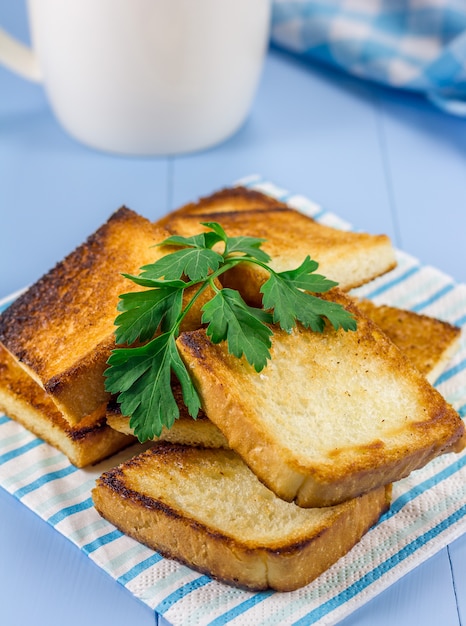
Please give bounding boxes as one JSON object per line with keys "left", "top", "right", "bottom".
{"left": 92, "top": 445, "right": 390, "bottom": 591}
{"left": 0, "top": 346, "right": 134, "bottom": 467}
{"left": 156, "top": 186, "right": 289, "bottom": 226}
{"left": 176, "top": 298, "right": 465, "bottom": 507}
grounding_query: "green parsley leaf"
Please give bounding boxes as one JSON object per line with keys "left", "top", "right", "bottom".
{"left": 276, "top": 256, "right": 338, "bottom": 292}
{"left": 105, "top": 332, "right": 201, "bottom": 441}
{"left": 225, "top": 236, "right": 271, "bottom": 263}
{"left": 114, "top": 286, "right": 183, "bottom": 345}
{"left": 261, "top": 268, "right": 356, "bottom": 333}
{"left": 105, "top": 221, "right": 357, "bottom": 443}
{"left": 198, "top": 221, "right": 271, "bottom": 262}
{"left": 199, "top": 221, "right": 228, "bottom": 244}
{"left": 303, "top": 294, "right": 358, "bottom": 332}
{"left": 202, "top": 288, "right": 273, "bottom": 372}
{"left": 159, "top": 231, "right": 224, "bottom": 250}
{"left": 139, "top": 247, "right": 223, "bottom": 282}
{"left": 120, "top": 274, "right": 186, "bottom": 289}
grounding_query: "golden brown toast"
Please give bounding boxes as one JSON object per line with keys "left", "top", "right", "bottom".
{"left": 92, "top": 443, "right": 391, "bottom": 591}
{"left": 0, "top": 207, "right": 208, "bottom": 426}
{"left": 177, "top": 290, "right": 464, "bottom": 508}
{"left": 107, "top": 299, "right": 461, "bottom": 443}
{"left": 159, "top": 187, "right": 397, "bottom": 302}
{"left": 157, "top": 186, "right": 284, "bottom": 221}
{"left": 356, "top": 299, "right": 462, "bottom": 383}
{"left": 0, "top": 345, "right": 134, "bottom": 467}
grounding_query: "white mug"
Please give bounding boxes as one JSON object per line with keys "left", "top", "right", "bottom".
{"left": 0, "top": 0, "right": 271, "bottom": 155}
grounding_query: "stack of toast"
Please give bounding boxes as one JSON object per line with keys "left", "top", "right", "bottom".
{"left": 0, "top": 187, "right": 464, "bottom": 592}
{"left": 0, "top": 207, "right": 212, "bottom": 466}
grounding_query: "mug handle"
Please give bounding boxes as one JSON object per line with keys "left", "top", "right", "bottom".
{"left": 0, "top": 27, "right": 41, "bottom": 81}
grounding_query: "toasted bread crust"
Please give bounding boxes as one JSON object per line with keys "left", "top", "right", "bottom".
{"left": 0, "top": 208, "right": 149, "bottom": 380}
{"left": 107, "top": 301, "right": 462, "bottom": 455}
{"left": 0, "top": 345, "right": 133, "bottom": 467}
{"left": 0, "top": 208, "right": 168, "bottom": 423}
{"left": 0, "top": 207, "right": 209, "bottom": 425}
{"left": 177, "top": 291, "right": 464, "bottom": 507}
{"left": 157, "top": 186, "right": 288, "bottom": 225}
{"left": 106, "top": 390, "right": 229, "bottom": 448}
{"left": 159, "top": 186, "right": 397, "bottom": 297}
{"left": 92, "top": 444, "right": 390, "bottom": 591}
{"left": 356, "top": 299, "right": 461, "bottom": 383}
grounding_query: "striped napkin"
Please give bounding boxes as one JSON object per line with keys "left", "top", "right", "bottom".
{"left": 271, "top": 0, "right": 466, "bottom": 115}
{"left": 0, "top": 176, "right": 465, "bottom": 626}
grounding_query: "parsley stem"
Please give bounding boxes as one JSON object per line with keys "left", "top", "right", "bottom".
{"left": 172, "top": 279, "right": 211, "bottom": 335}
{"left": 172, "top": 256, "right": 269, "bottom": 335}
{"left": 107, "top": 222, "right": 357, "bottom": 442}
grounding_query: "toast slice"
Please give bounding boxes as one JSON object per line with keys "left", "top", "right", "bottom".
{"left": 157, "top": 186, "right": 284, "bottom": 221}
{"left": 106, "top": 391, "right": 229, "bottom": 448}
{"left": 0, "top": 207, "right": 208, "bottom": 426}
{"left": 0, "top": 345, "right": 134, "bottom": 467}
{"left": 356, "top": 299, "right": 462, "bottom": 384}
{"left": 107, "top": 300, "right": 461, "bottom": 443}
{"left": 177, "top": 290, "right": 464, "bottom": 507}
{"left": 92, "top": 443, "right": 391, "bottom": 591}
{"left": 159, "top": 187, "right": 397, "bottom": 302}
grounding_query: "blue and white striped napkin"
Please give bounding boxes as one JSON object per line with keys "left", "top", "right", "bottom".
{"left": 0, "top": 177, "right": 465, "bottom": 626}
{"left": 271, "top": 0, "right": 466, "bottom": 115}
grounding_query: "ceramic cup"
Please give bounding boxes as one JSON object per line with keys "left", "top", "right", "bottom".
{"left": 0, "top": 0, "right": 271, "bottom": 155}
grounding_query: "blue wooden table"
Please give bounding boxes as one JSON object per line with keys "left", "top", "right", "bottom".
{"left": 1, "top": 2, "right": 465, "bottom": 625}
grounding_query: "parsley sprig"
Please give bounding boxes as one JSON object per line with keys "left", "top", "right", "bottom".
{"left": 105, "top": 222, "right": 356, "bottom": 442}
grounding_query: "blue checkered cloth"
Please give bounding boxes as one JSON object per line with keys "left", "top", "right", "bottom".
{"left": 271, "top": 0, "right": 466, "bottom": 114}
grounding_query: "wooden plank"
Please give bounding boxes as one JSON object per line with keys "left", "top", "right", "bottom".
{"left": 0, "top": 1, "right": 170, "bottom": 300}
{"left": 449, "top": 533, "right": 466, "bottom": 625}
{"left": 0, "top": 2, "right": 463, "bottom": 625}
{"left": 0, "top": 485, "right": 156, "bottom": 626}
{"left": 0, "top": 65, "right": 170, "bottom": 298}
{"left": 339, "top": 548, "right": 460, "bottom": 626}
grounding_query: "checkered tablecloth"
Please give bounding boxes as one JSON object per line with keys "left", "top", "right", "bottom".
{"left": 271, "top": 0, "right": 466, "bottom": 114}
